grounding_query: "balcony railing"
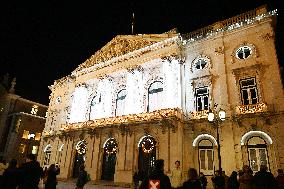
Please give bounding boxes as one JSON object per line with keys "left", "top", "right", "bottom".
{"left": 190, "top": 110, "right": 209, "bottom": 119}
{"left": 43, "top": 108, "right": 184, "bottom": 136}
{"left": 236, "top": 102, "right": 267, "bottom": 115}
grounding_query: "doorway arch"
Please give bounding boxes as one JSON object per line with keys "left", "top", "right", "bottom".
{"left": 101, "top": 138, "right": 118, "bottom": 181}
{"left": 138, "top": 135, "right": 157, "bottom": 179}
{"left": 72, "top": 140, "right": 87, "bottom": 178}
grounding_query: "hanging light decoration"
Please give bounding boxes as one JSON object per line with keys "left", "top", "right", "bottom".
{"left": 104, "top": 138, "right": 118, "bottom": 155}
{"left": 141, "top": 136, "right": 155, "bottom": 153}
{"left": 76, "top": 141, "right": 87, "bottom": 155}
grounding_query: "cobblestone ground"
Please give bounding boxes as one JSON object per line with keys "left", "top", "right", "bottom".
{"left": 44, "top": 180, "right": 132, "bottom": 189}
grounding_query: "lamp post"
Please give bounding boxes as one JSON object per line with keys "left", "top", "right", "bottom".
{"left": 208, "top": 108, "right": 226, "bottom": 172}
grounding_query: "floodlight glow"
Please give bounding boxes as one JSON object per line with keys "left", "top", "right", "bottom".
{"left": 241, "top": 131, "right": 273, "bottom": 145}
{"left": 192, "top": 134, "right": 217, "bottom": 146}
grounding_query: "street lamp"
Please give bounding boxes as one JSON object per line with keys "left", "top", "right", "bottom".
{"left": 208, "top": 108, "right": 226, "bottom": 172}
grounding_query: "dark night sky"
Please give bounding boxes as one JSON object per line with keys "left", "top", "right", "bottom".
{"left": 1, "top": 0, "right": 283, "bottom": 105}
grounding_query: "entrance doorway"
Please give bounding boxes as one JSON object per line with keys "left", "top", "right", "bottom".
{"left": 138, "top": 135, "right": 156, "bottom": 179}
{"left": 101, "top": 138, "right": 118, "bottom": 181}
{"left": 72, "top": 140, "right": 87, "bottom": 178}
{"left": 247, "top": 136, "right": 269, "bottom": 172}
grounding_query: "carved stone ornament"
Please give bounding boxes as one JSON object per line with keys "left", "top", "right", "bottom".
{"left": 214, "top": 46, "right": 224, "bottom": 55}
{"left": 74, "top": 35, "right": 162, "bottom": 72}
{"left": 259, "top": 32, "right": 274, "bottom": 41}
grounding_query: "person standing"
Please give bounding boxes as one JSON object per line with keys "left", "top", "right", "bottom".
{"left": 200, "top": 172, "right": 208, "bottom": 189}
{"left": 76, "top": 164, "right": 88, "bottom": 189}
{"left": 182, "top": 168, "right": 202, "bottom": 189}
{"left": 18, "top": 154, "right": 43, "bottom": 189}
{"left": 276, "top": 169, "right": 284, "bottom": 189}
{"left": 212, "top": 170, "right": 225, "bottom": 189}
{"left": 253, "top": 164, "right": 277, "bottom": 189}
{"left": 239, "top": 165, "right": 253, "bottom": 189}
{"left": 227, "top": 171, "right": 239, "bottom": 189}
{"left": 0, "top": 160, "right": 7, "bottom": 185}
{"left": 170, "top": 160, "right": 183, "bottom": 188}
{"left": 44, "top": 164, "right": 60, "bottom": 189}
{"left": 139, "top": 159, "right": 171, "bottom": 189}
{"left": 2, "top": 159, "right": 18, "bottom": 189}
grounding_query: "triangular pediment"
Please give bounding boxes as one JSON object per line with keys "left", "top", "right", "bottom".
{"left": 75, "top": 33, "right": 177, "bottom": 72}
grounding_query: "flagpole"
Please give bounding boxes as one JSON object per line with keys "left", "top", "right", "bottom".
{"left": 131, "top": 13, "right": 135, "bottom": 34}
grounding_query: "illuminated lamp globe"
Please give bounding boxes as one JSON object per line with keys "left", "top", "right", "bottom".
{"left": 208, "top": 109, "right": 215, "bottom": 122}
{"left": 219, "top": 109, "right": 226, "bottom": 121}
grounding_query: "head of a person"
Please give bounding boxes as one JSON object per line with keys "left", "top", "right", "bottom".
{"left": 200, "top": 172, "right": 204, "bottom": 177}
{"left": 222, "top": 171, "right": 226, "bottom": 176}
{"left": 79, "top": 164, "right": 85, "bottom": 171}
{"left": 26, "top": 154, "right": 36, "bottom": 162}
{"left": 242, "top": 165, "right": 250, "bottom": 173}
{"left": 175, "top": 160, "right": 180, "bottom": 168}
{"left": 8, "top": 159, "right": 17, "bottom": 169}
{"left": 231, "top": 171, "right": 238, "bottom": 178}
{"left": 154, "top": 159, "right": 164, "bottom": 172}
{"left": 215, "top": 170, "right": 220, "bottom": 176}
{"left": 188, "top": 168, "right": 198, "bottom": 180}
{"left": 260, "top": 164, "right": 268, "bottom": 172}
{"left": 49, "top": 164, "right": 55, "bottom": 170}
{"left": 277, "top": 169, "right": 283, "bottom": 175}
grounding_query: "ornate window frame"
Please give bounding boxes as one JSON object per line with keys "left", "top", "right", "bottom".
{"left": 231, "top": 43, "right": 258, "bottom": 63}
{"left": 191, "top": 55, "right": 211, "bottom": 72}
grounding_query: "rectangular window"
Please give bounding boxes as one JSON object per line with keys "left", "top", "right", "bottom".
{"left": 199, "top": 148, "right": 214, "bottom": 175}
{"left": 240, "top": 78, "right": 259, "bottom": 105}
{"left": 195, "top": 87, "right": 209, "bottom": 111}
{"left": 248, "top": 147, "right": 268, "bottom": 172}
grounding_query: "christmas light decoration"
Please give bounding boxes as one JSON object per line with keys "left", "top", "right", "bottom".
{"left": 103, "top": 138, "right": 118, "bottom": 155}
{"left": 236, "top": 102, "right": 267, "bottom": 114}
{"left": 140, "top": 136, "right": 155, "bottom": 153}
{"left": 76, "top": 141, "right": 87, "bottom": 154}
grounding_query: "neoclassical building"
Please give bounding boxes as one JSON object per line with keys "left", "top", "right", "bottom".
{"left": 38, "top": 5, "right": 284, "bottom": 184}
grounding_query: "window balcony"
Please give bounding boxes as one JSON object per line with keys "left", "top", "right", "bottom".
{"left": 190, "top": 109, "right": 209, "bottom": 119}
{"left": 236, "top": 102, "right": 267, "bottom": 115}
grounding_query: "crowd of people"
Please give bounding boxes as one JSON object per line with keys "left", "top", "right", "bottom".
{"left": 0, "top": 154, "right": 60, "bottom": 189}
{"left": 135, "top": 159, "right": 284, "bottom": 189}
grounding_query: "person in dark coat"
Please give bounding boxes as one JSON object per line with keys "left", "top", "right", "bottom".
{"left": 227, "top": 171, "right": 239, "bottom": 189}
{"left": 253, "top": 164, "right": 277, "bottom": 189}
{"left": 2, "top": 159, "right": 18, "bottom": 189}
{"left": 212, "top": 170, "right": 225, "bottom": 189}
{"left": 276, "top": 169, "right": 284, "bottom": 189}
{"left": 139, "top": 159, "right": 171, "bottom": 189}
{"left": 44, "top": 164, "right": 60, "bottom": 189}
{"left": 18, "top": 154, "right": 43, "bottom": 189}
{"left": 200, "top": 172, "right": 208, "bottom": 189}
{"left": 76, "top": 164, "right": 88, "bottom": 189}
{"left": 182, "top": 168, "right": 202, "bottom": 189}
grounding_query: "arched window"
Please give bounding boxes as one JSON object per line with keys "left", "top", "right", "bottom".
{"left": 115, "top": 89, "right": 127, "bottom": 116}
{"left": 89, "top": 94, "right": 102, "bottom": 120}
{"left": 148, "top": 81, "right": 163, "bottom": 112}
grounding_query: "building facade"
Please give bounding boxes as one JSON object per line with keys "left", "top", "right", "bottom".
{"left": 0, "top": 75, "right": 48, "bottom": 164}
{"left": 39, "top": 6, "right": 284, "bottom": 184}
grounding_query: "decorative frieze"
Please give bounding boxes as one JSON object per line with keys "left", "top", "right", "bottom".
{"left": 236, "top": 102, "right": 267, "bottom": 115}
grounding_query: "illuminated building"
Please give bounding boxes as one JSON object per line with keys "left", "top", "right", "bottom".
{"left": 0, "top": 75, "right": 48, "bottom": 164}
{"left": 38, "top": 5, "right": 284, "bottom": 185}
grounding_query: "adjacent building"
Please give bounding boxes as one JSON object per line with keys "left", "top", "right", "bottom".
{"left": 0, "top": 75, "right": 48, "bottom": 164}
{"left": 38, "top": 5, "right": 284, "bottom": 185}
